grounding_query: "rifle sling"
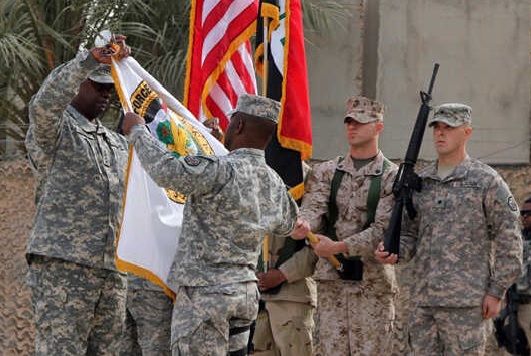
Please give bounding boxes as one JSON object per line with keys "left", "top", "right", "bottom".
{"left": 328, "top": 157, "right": 390, "bottom": 261}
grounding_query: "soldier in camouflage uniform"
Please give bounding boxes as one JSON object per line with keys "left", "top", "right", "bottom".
{"left": 121, "top": 94, "right": 303, "bottom": 356}
{"left": 252, "top": 227, "right": 317, "bottom": 355}
{"left": 297, "top": 96, "right": 399, "bottom": 355}
{"left": 118, "top": 117, "right": 222, "bottom": 356}
{"left": 119, "top": 275, "right": 173, "bottom": 356}
{"left": 25, "top": 36, "right": 131, "bottom": 355}
{"left": 376, "top": 103, "right": 523, "bottom": 355}
{"left": 513, "top": 197, "right": 531, "bottom": 347}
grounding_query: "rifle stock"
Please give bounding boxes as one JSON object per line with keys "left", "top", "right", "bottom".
{"left": 383, "top": 63, "right": 440, "bottom": 256}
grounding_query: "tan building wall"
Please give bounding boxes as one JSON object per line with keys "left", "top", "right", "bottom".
{"left": 377, "top": 0, "right": 530, "bottom": 164}
{"left": 307, "top": 0, "right": 530, "bottom": 164}
{"left": 305, "top": 0, "right": 366, "bottom": 159}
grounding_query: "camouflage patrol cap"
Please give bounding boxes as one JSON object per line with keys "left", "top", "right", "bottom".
{"left": 429, "top": 103, "right": 472, "bottom": 127}
{"left": 344, "top": 96, "right": 385, "bottom": 124}
{"left": 228, "top": 94, "right": 280, "bottom": 123}
{"left": 88, "top": 64, "right": 114, "bottom": 84}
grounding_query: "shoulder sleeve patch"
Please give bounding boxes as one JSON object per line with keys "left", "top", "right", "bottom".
{"left": 184, "top": 155, "right": 201, "bottom": 166}
{"left": 507, "top": 196, "right": 518, "bottom": 212}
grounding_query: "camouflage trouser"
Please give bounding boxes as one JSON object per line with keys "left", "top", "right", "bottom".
{"left": 315, "top": 280, "right": 395, "bottom": 356}
{"left": 390, "top": 264, "right": 413, "bottom": 356}
{"left": 120, "top": 289, "right": 173, "bottom": 356}
{"left": 408, "top": 306, "right": 488, "bottom": 355}
{"left": 171, "top": 281, "right": 259, "bottom": 356}
{"left": 252, "top": 300, "right": 315, "bottom": 355}
{"left": 26, "top": 255, "right": 127, "bottom": 356}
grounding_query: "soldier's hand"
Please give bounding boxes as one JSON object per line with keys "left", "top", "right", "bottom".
{"left": 203, "top": 117, "right": 223, "bottom": 141}
{"left": 90, "top": 34, "right": 130, "bottom": 64}
{"left": 482, "top": 294, "right": 502, "bottom": 320}
{"left": 291, "top": 219, "right": 310, "bottom": 240}
{"left": 374, "top": 242, "right": 398, "bottom": 264}
{"left": 257, "top": 269, "right": 286, "bottom": 291}
{"left": 121, "top": 112, "right": 145, "bottom": 136}
{"left": 311, "top": 234, "right": 346, "bottom": 257}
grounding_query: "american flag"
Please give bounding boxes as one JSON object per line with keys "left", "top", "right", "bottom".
{"left": 184, "top": 0, "right": 259, "bottom": 131}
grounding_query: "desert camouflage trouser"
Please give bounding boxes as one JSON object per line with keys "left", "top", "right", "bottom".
{"left": 252, "top": 300, "right": 315, "bottom": 355}
{"left": 315, "top": 280, "right": 395, "bottom": 355}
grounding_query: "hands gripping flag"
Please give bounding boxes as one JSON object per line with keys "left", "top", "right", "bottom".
{"left": 111, "top": 56, "right": 227, "bottom": 297}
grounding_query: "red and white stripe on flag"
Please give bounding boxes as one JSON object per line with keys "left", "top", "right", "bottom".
{"left": 184, "top": 0, "right": 259, "bottom": 131}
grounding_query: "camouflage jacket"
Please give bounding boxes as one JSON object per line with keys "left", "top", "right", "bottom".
{"left": 400, "top": 155, "right": 523, "bottom": 307}
{"left": 25, "top": 50, "right": 128, "bottom": 271}
{"left": 128, "top": 126, "right": 299, "bottom": 289}
{"left": 299, "top": 151, "right": 399, "bottom": 294}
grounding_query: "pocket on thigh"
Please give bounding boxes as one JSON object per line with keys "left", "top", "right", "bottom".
{"left": 252, "top": 310, "right": 274, "bottom": 351}
{"left": 458, "top": 328, "right": 483, "bottom": 353}
{"left": 172, "top": 287, "right": 206, "bottom": 341}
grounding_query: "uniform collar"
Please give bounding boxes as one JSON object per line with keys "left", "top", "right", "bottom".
{"left": 229, "top": 147, "right": 265, "bottom": 157}
{"left": 423, "top": 155, "right": 472, "bottom": 181}
{"left": 67, "top": 105, "right": 104, "bottom": 134}
{"left": 337, "top": 150, "right": 386, "bottom": 176}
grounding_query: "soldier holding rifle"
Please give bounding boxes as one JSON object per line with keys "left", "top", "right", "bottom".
{"left": 376, "top": 102, "right": 523, "bottom": 355}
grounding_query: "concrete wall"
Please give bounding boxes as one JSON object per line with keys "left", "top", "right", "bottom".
{"left": 307, "top": 0, "right": 530, "bottom": 164}
{"left": 377, "top": 0, "right": 530, "bottom": 163}
{"left": 305, "top": 0, "right": 365, "bottom": 159}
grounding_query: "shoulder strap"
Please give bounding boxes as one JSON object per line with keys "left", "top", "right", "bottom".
{"left": 328, "top": 157, "right": 391, "bottom": 237}
{"left": 327, "top": 157, "right": 345, "bottom": 240}
{"left": 364, "top": 158, "right": 391, "bottom": 229}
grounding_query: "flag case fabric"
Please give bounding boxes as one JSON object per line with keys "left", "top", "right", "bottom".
{"left": 113, "top": 57, "right": 227, "bottom": 297}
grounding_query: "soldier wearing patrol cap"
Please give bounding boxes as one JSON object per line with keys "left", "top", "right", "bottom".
{"left": 375, "top": 102, "right": 523, "bottom": 355}
{"left": 293, "top": 95, "right": 399, "bottom": 355}
{"left": 25, "top": 35, "right": 131, "bottom": 354}
{"left": 88, "top": 63, "right": 114, "bottom": 83}
{"left": 121, "top": 94, "right": 307, "bottom": 356}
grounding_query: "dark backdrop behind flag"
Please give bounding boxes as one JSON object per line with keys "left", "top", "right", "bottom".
{"left": 255, "top": 0, "right": 312, "bottom": 201}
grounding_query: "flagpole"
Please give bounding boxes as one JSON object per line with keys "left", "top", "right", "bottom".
{"left": 261, "top": 17, "right": 269, "bottom": 96}
{"left": 261, "top": 12, "right": 270, "bottom": 269}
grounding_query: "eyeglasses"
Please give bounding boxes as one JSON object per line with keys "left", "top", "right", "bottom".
{"left": 521, "top": 210, "right": 531, "bottom": 217}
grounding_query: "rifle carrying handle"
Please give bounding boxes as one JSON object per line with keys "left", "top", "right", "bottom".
{"left": 307, "top": 232, "right": 342, "bottom": 269}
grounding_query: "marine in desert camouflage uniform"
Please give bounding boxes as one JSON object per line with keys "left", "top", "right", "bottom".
{"left": 25, "top": 37, "right": 131, "bottom": 354}
{"left": 121, "top": 94, "right": 303, "bottom": 356}
{"left": 376, "top": 103, "right": 523, "bottom": 355}
{"left": 298, "top": 96, "right": 398, "bottom": 355}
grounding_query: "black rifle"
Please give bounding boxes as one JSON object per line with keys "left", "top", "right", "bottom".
{"left": 494, "top": 284, "right": 530, "bottom": 355}
{"left": 383, "top": 63, "right": 439, "bottom": 256}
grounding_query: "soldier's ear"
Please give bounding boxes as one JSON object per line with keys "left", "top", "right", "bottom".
{"left": 234, "top": 117, "right": 244, "bottom": 134}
